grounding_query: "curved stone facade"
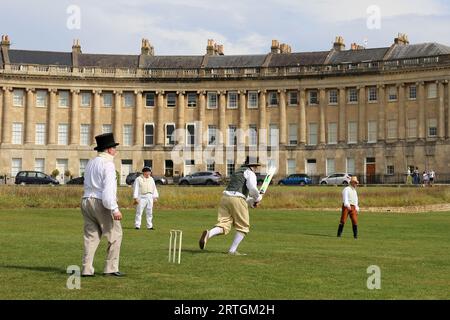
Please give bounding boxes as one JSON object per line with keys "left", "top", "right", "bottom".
{"left": 1, "top": 35, "right": 450, "bottom": 183}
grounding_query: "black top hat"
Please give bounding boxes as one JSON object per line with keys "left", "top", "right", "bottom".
{"left": 142, "top": 166, "right": 152, "bottom": 172}
{"left": 244, "top": 156, "right": 261, "bottom": 167}
{"left": 94, "top": 133, "right": 119, "bottom": 151}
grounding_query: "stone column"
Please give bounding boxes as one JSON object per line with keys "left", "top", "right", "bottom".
{"left": 219, "top": 91, "right": 226, "bottom": 145}
{"left": 198, "top": 91, "right": 206, "bottom": 145}
{"left": 358, "top": 86, "right": 366, "bottom": 143}
{"left": 279, "top": 89, "right": 287, "bottom": 145}
{"left": 25, "top": 88, "right": 35, "bottom": 144}
{"left": 156, "top": 91, "right": 164, "bottom": 145}
{"left": 177, "top": 91, "right": 185, "bottom": 146}
{"left": 0, "top": 89, "right": 3, "bottom": 143}
{"left": 438, "top": 81, "right": 445, "bottom": 139}
{"left": 299, "top": 89, "right": 306, "bottom": 145}
{"left": 70, "top": 89, "right": 80, "bottom": 145}
{"left": 238, "top": 90, "right": 246, "bottom": 146}
{"left": 114, "top": 90, "right": 122, "bottom": 144}
{"left": 417, "top": 82, "right": 425, "bottom": 140}
{"left": 134, "top": 90, "right": 143, "bottom": 146}
{"left": 47, "top": 88, "right": 57, "bottom": 145}
{"left": 319, "top": 88, "right": 326, "bottom": 144}
{"left": 447, "top": 81, "right": 450, "bottom": 138}
{"left": 378, "top": 85, "right": 386, "bottom": 141}
{"left": 259, "top": 90, "right": 267, "bottom": 144}
{"left": 92, "top": 90, "right": 101, "bottom": 144}
{"left": 398, "top": 83, "right": 406, "bottom": 140}
{"left": 338, "top": 87, "right": 346, "bottom": 143}
{"left": 1, "top": 87, "right": 12, "bottom": 144}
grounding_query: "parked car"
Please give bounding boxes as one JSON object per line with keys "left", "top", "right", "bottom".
{"left": 179, "top": 171, "right": 222, "bottom": 185}
{"left": 278, "top": 174, "right": 312, "bottom": 186}
{"left": 255, "top": 173, "right": 274, "bottom": 186}
{"left": 66, "top": 176, "right": 84, "bottom": 185}
{"left": 125, "top": 172, "right": 168, "bottom": 186}
{"left": 320, "top": 173, "right": 352, "bottom": 185}
{"left": 15, "top": 171, "right": 59, "bottom": 185}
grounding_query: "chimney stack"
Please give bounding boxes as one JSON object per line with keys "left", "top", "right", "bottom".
{"left": 206, "top": 39, "right": 216, "bottom": 55}
{"left": 1, "top": 35, "right": 11, "bottom": 65}
{"left": 216, "top": 44, "right": 224, "bottom": 55}
{"left": 280, "top": 43, "right": 292, "bottom": 54}
{"left": 206, "top": 39, "right": 224, "bottom": 55}
{"left": 333, "top": 36, "right": 345, "bottom": 51}
{"left": 350, "top": 43, "right": 365, "bottom": 50}
{"left": 72, "top": 39, "right": 82, "bottom": 54}
{"left": 141, "top": 38, "right": 154, "bottom": 56}
{"left": 271, "top": 40, "right": 281, "bottom": 54}
{"left": 394, "top": 33, "right": 409, "bottom": 45}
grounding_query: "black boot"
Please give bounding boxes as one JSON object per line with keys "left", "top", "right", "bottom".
{"left": 352, "top": 225, "right": 358, "bottom": 239}
{"left": 337, "top": 224, "right": 344, "bottom": 237}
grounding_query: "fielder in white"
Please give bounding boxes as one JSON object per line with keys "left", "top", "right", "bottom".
{"left": 133, "top": 167, "right": 159, "bottom": 230}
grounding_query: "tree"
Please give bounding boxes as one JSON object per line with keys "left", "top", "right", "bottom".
{"left": 51, "top": 169, "right": 60, "bottom": 178}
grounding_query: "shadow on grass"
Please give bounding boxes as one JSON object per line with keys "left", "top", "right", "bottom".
{"left": 0, "top": 265, "right": 66, "bottom": 274}
{"left": 181, "top": 249, "right": 227, "bottom": 255}
{"left": 298, "top": 233, "right": 335, "bottom": 238}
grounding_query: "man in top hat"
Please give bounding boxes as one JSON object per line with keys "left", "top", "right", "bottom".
{"left": 81, "top": 133, "right": 124, "bottom": 277}
{"left": 337, "top": 176, "right": 360, "bottom": 239}
{"left": 199, "top": 156, "right": 263, "bottom": 255}
{"left": 133, "top": 166, "right": 159, "bottom": 230}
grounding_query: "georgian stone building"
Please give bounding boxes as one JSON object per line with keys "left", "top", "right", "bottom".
{"left": 1, "top": 34, "right": 450, "bottom": 184}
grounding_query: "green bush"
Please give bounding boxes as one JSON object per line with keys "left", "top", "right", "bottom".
{"left": 51, "top": 169, "right": 59, "bottom": 178}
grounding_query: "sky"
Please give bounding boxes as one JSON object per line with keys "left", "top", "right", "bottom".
{"left": 1, "top": 0, "right": 450, "bottom": 55}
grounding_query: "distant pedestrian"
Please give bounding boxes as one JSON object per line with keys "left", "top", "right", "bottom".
{"left": 429, "top": 170, "right": 435, "bottom": 187}
{"left": 422, "top": 171, "right": 429, "bottom": 187}
{"left": 413, "top": 167, "right": 420, "bottom": 185}
{"left": 406, "top": 168, "right": 412, "bottom": 185}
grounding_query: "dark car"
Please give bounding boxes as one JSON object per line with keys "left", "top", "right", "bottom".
{"left": 179, "top": 171, "right": 222, "bottom": 185}
{"left": 66, "top": 176, "right": 84, "bottom": 185}
{"left": 278, "top": 174, "right": 312, "bottom": 186}
{"left": 15, "top": 171, "right": 59, "bottom": 185}
{"left": 255, "top": 173, "right": 274, "bottom": 186}
{"left": 125, "top": 172, "right": 168, "bottom": 186}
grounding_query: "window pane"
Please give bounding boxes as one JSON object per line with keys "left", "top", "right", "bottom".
{"left": 145, "top": 92, "right": 155, "bottom": 107}
{"left": 166, "top": 125, "right": 175, "bottom": 145}
{"left": 59, "top": 91, "right": 69, "bottom": 107}
{"left": 145, "top": 124, "right": 154, "bottom": 145}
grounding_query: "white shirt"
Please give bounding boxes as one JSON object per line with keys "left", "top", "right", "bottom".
{"left": 82, "top": 152, "right": 119, "bottom": 214}
{"left": 133, "top": 175, "right": 159, "bottom": 199}
{"left": 342, "top": 185, "right": 359, "bottom": 212}
{"left": 223, "top": 168, "right": 262, "bottom": 203}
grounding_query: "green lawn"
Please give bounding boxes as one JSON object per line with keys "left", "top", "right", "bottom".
{"left": 0, "top": 208, "right": 449, "bottom": 299}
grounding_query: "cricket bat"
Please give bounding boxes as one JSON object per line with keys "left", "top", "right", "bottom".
{"left": 248, "top": 166, "right": 277, "bottom": 208}
{"left": 259, "top": 166, "right": 277, "bottom": 195}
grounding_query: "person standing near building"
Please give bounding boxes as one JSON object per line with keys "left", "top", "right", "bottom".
{"left": 81, "top": 133, "right": 124, "bottom": 277}
{"left": 337, "top": 176, "right": 360, "bottom": 239}
{"left": 133, "top": 166, "right": 159, "bottom": 230}
{"left": 199, "top": 156, "right": 263, "bottom": 255}
{"left": 429, "top": 169, "right": 435, "bottom": 187}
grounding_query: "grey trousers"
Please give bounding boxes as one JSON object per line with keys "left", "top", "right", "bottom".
{"left": 81, "top": 197, "right": 123, "bottom": 275}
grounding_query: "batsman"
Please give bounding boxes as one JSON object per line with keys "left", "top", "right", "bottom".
{"left": 199, "top": 156, "right": 264, "bottom": 255}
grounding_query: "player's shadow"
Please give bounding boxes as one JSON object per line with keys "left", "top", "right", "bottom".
{"left": 0, "top": 265, "right": 66, "bottom": 274}
{"left": 181, "top": 249, "right": 226, "bottom": 255}
{"left": 299, "top": 233, "right": 335, "bottom": 238}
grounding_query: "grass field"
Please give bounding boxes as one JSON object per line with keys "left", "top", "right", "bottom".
{"left": 0, "top": 207, "right": 449, "bottom": 299}
{"left": 1, "top": 185, "right": 450, "bottom": 210}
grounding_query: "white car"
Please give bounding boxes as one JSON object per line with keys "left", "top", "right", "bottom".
{"left": 320, "top": 173, "right": 352, "bottom": 185}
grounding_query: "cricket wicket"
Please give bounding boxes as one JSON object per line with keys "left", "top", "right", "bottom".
{"left": 169, "top": 230, "right": 183, "bottom": 264}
